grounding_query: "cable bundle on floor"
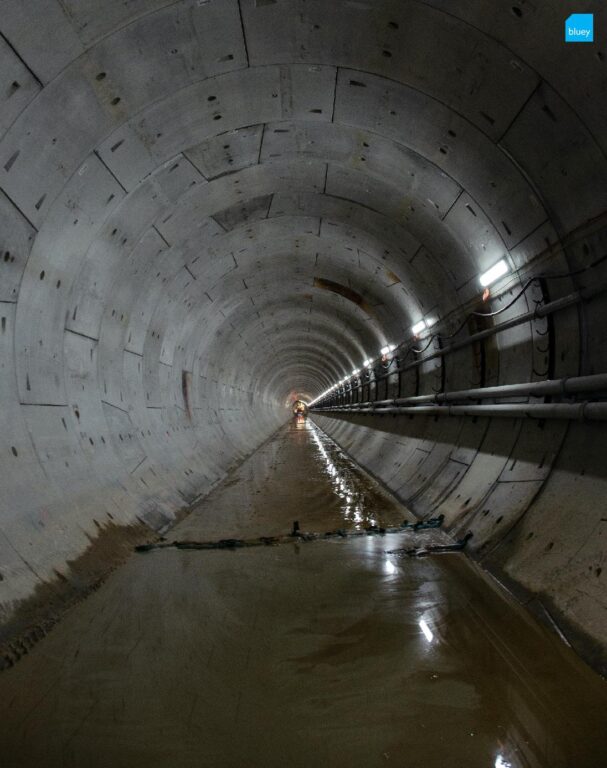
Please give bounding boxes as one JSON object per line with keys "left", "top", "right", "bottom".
{"left": 133, "top": 514, "right": 473, "bottom": 556}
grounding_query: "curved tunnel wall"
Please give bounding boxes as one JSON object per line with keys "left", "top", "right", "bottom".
{"left": 0, "top": 0, "right": 606, "bottom": 670}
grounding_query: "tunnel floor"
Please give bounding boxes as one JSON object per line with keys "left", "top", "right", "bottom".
{"left": 0, "top": 418, "right": 606, "bottom": 767}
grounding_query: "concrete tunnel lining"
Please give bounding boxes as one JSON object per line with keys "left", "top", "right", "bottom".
{"left": 0, "top": 0, "right": 607, "bottom": 691}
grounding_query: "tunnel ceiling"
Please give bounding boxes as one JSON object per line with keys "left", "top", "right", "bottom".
{"left": 2, "top": 0, "right": 607, "bottom": 639}
{"left": 3, "top": 0, "right": 606, "bottom": 406}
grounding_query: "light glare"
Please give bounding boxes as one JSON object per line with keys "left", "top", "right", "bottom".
{"left": 419, "top": 619, "right": 433, "bottom": 643}
{"left": 479, "top": 259, "right": 509, "bottom": 287}
{"left": 412, "top": 320, "right": 426, "bottom": 335}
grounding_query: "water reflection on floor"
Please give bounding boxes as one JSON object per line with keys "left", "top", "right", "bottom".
{"left": 306, "top": 417, "right": 380, "bottom": 528}
{"left": 168, "top": 416, "right": 407, "bottom": 542}
{"left": 0, "top": 417, "right": 606, "bottom": 767}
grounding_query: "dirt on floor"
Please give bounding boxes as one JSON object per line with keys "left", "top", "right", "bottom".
{"left": 0, "top": 518, "right": 159, "bottom": 671}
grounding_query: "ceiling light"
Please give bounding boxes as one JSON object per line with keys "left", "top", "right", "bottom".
{"left": 479, "top": 258, "right": 509, "bottom": 287}
{"left": 363, "top": 359, "right": 372, "bottom": 367}
{"left": 351, "top": 369, "right": 360, "bottom": 376}
{"left": 412, "top": 320, "right": 426, "bottom": 335}
{"left": 380, "top": 345, "right": 390, "bottom": 355}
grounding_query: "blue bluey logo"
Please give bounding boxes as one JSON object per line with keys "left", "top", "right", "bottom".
{"left": 565, "top": 13, "right": 594, "bottom": 42}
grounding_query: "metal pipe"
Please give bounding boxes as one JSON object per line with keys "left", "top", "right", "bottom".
{"left": 345, "top": 283, "right": 607, "bottom": 396}
{"left": 321, "top": 371, "right": 607, "bottom": 410}
{"left": 312, "top": 401, "right": 607, "bottom": 422}
{"left": 315, "top": 282, "right": 607, "bottom": 409}
{"left": 384, "top": 290, "right": 585, "bottom": 380}
{"left": 345, "top": 372, "right": 607, "bottom": 409}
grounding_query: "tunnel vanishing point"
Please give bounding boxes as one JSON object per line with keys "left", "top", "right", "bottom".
{"left": 1, "top": 1, "right": 607, "bottom": 765}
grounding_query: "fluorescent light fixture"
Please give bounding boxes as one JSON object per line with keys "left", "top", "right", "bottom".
{"left": 419, "top": 619, "right": 433, "bottom": 643}
{"left": 363, "top": 359, "right": 372, "bottom": 367}
{"left": 479, "top": 258, "right": 509, "bottom": 287}
{"left": 412, "top": 320, "right": 426, "bottom": 335}
{"left": 380, "top": 345, "right": 390, "bottom": 355}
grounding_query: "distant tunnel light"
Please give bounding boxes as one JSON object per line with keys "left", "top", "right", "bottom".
{"left": 380, "top": 345, "right": 390, "bottom": 355}
{"left": 479, "top": 259, "right": 509, "bottom": 287}
{"left": 419, "top": 619, "right": 433, "bottom": 643}
{"left": 351, "top": 369, "right": 360, "bottom": 376}
{"left": 411, "top": 319, "right": 427, "bottom": 336}
{"left": 363, "top": 359, "right": 372, "bottom": 367}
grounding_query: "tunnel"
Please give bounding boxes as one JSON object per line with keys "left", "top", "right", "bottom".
{"left": 1, "top": 1, "right": 607, "bottom": 765}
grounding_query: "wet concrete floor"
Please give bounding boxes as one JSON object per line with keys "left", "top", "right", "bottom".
{"left": 168, "top": 415, "right": 408, "bottom": 542}
{"left": 0, "top": 417, "right": 607, "bottom": 767}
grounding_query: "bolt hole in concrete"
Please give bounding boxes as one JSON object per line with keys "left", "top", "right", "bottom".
{"left": 0, "top": 417, "right": 607, "bottom": 767}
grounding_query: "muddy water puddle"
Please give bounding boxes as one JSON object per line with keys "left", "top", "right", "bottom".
{"left": 1, "top": 536, "right": 607, "bottom": 767}
{"left": 1, "top": 417, "right": 607, "bottom": 767}
{"left": 168, "top": 416, "right": 407, "bottom": 542}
